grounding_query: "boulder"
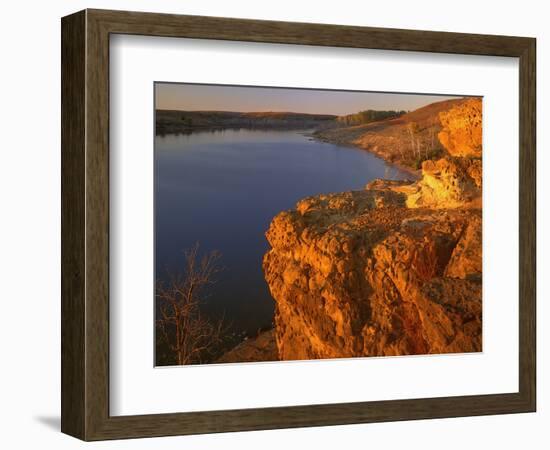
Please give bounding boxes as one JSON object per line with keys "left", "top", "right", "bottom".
{"left": 406, "top": 157, "right": 479, "bottom": 209}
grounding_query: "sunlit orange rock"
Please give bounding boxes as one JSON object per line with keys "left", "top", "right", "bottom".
{"left": 438, "top": 98, "right": 482, "bottom": 158}
{"left": 263, "top": 188, "right": 482, "bottom": 361}
{"left": 406, "top": 157, "right": 480, "bottom": 209}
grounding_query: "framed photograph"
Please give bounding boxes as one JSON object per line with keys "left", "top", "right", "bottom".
{"left": 61, "top": 9, "right": 536, "bottom": 440}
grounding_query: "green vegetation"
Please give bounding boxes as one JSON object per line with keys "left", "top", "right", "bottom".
{"left": 336, "top": 109, "right": 406, "bottom": 126}
{"left": 406, "top": 147, "right": 444, "bottom": 170}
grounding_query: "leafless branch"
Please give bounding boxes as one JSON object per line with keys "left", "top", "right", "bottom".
{"left": 156, "top": 243, "right": 229, "bottom": 365}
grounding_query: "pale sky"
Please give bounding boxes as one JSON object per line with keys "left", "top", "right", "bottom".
{"left": 155, "top": 82, "right": 465, "bottom": 116}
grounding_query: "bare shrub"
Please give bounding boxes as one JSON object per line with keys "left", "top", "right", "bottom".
{"left": 406, "top": 122, "right": 421, "bottom": 159}
{"left": 156, "top": 244, "right": 228, "bottom": 365}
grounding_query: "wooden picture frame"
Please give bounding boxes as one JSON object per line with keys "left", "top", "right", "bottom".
{"left": 61, "top": 9, "right": 536, "bottom": 441}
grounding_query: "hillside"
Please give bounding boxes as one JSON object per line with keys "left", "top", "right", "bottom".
{"left": 155, "top": 100, "right": 479, "bottom": 173}
{"left": 314, "top": 98, "right": 475, "bottom": 170}
{"left": 155, "top": 110, "right": 337, "bottom": 134}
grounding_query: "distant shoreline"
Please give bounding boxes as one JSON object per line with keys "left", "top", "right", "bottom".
{"left": 155, "top": 98, "right": 469, "bottom": 177}
{"left": 155, "top": 122, "right": 421, "bottom": 180}
{"left": 155, "top": 109, "right": 337, "bottom": 135}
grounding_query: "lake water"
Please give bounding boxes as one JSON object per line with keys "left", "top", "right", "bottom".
{"left": 155, "top": 128, "right": 411, "bottom": 336}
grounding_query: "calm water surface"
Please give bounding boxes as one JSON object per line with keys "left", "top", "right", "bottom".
{"left": 155, "top": 129, "right": 411, "bottom": 335}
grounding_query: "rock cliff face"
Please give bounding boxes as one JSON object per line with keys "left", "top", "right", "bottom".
{"left": 263, "top": 98, "right": 482, "bottom": 361}
{"left": 263, "top": 191, "right": 482, "bottom": 360}
{"left": 438, "top": 98, "right": 482, "bottom": 158}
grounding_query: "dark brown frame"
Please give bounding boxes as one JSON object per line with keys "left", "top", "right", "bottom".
{"left": 61, "top": 8, "right": 536, "bottom": 441}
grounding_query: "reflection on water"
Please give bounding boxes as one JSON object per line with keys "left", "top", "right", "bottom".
{"left": 155, "top": 128, "right": 411, "bottom": 335}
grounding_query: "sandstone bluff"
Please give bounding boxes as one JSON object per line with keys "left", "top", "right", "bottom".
{"left": 263, "top": 98, "right": 482, "bottom": 360}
